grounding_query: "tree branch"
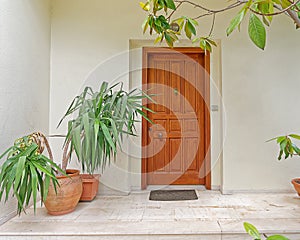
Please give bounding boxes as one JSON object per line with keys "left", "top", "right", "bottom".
{"left": 174, "top": 0, "right": 244, "bottom": 14}
{"left": 167, "top": 1, "right": 183, "bottom": 20}
{"left": 208, "top": 13, "right": 216, "bottom": 37}
{"left": 193, "top": 2, "right": 243, "bottom": 20}
{"left": 249, "top": 0, "right": 300, "bottom": 16}
{"left": 287, "top": 8, "right": 300, "bottom": 28}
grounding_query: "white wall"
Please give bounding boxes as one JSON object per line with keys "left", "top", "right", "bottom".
{"left": 50, "top": 0, "right": 300, "bottom": 193}
{"left": 0, "top": 0, "right": 51, "bottom": 224}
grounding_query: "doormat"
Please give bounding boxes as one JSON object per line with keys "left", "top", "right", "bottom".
{"left": 149, "top": 190, "right": 198, "bottom": 201}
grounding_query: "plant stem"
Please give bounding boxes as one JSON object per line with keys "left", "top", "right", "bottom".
{"left": 62, "top": 137, "right": 71, "bottom": 172}
{"left": 174, "top": 0, "right": 244, "bottom": 14}
{"left": 208, "top": 13, "right": 216, "bottom": 37}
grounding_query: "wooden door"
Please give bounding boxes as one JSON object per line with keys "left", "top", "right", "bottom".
{"left": 142, "top": 48, "right": 211, "bottom": 188}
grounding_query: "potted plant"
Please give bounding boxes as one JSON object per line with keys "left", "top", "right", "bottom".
{"left": 43, "top": 136, "right": 83, "bottom": 215}
{"left": 58, "top": 81, "right": 152, "bottom": 201}
{"left": 0, "top": 82, "right": 152, "bottom": 216}
{"left": 0, "top": 132, "right": 64, "bottom": 215}
{"left": 269, "top": 134, "right": 300, "bottom": 195}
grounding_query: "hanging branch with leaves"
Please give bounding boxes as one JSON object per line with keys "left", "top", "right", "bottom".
{"left": 139, "top": 0, "right": 300, "bottom": 51}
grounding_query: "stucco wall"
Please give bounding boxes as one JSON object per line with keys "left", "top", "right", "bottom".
{"left": 50, "top": 0, "right": 300, "bottom": 193}
{"left": 0, "top": 0, "right": 51, "bottom": 224}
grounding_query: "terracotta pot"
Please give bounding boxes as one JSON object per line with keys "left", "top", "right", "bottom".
{"left": 292, "top": 178, "right": 300, "bottom": 196}
{"left": 80, "top": 174, "right": 100, "bottom": 201}
{"left": 44, "top": 169, "right": 83, "bottom": 215}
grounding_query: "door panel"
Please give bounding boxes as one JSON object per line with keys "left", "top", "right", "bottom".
{"left": 143, "top": 48, "right": 209, "bottom": 186}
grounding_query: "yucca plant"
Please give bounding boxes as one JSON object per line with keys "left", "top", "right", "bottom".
{"left": 58, "top": 81, "right": 153, "bottom": 174}
{"left": 0, "top": 133, "right": 63, "bottom": 215}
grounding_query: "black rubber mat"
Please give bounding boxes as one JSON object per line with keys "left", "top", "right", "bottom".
{"left": 149, "top": 190, "right": 198, "bottom": 201}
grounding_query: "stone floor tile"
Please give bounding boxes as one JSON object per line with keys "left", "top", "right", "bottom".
{"left": 142, "top": 208, "right": 175, "bottom": 221}
{"left": 0, "top": 191, "right": 299, "bottom": 239}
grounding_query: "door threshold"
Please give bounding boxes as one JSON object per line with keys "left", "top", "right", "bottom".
{"left": 146, "top": 185, "right": 207, "bottom": 191}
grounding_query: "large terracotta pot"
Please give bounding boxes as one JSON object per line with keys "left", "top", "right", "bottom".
{"left": 292, "top": 178, "right": 300, "bottom": 196}
{"left": 44, "top": 169, "right": 82, "bottom": 215}
{"left": 80, "top": 174, "right": 100, "bottom": 202}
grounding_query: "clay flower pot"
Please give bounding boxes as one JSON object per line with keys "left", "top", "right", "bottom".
{"left": 44, "top": 169, "right": 82, "bottom": 215}
{"left": 80, "top": 174, "right": 100, "bottom": 201}
{"left": 291, "top": 178, "right": 300, "bottom": 196}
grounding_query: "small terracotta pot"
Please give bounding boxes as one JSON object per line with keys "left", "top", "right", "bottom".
{"left": 44, "top": 169, "right": 83, "bottom": 215}
{"left": 80, "top": 174, "right": 100, "bottom": 201}
{"left": 291, "top": 178, "right": 300, "bottom": 196}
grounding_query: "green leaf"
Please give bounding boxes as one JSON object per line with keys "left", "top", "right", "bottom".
{"left": 165, "top": 33, "right": 174, "bottom": 46}
{"left": 43, "top": 175, "right": 50, "bottom": 201}
{"left": 206, "top": 38, "right": 217, "bottom": 47}
{"left": 142, "top": 17, "right": 150, "bottom": 34}
{"left": 276, "top": 136, "right": 286, "bottom": 144}
{"left": 281, "top": 0, "right": 291, "bottom": 9}
{"left": 262, "top": 16, "right": 270, "bottom": 26}
{"left": 266, "top": 235, "right": 290, "bottom": 240}
{"left": 289, "top": 134, "right": 300, "bottom": 140}
{"left": 14, "top": 156, "right": 26, "bottom": 193}
{"left": 72, "top": 126, "right": 82, "bottom": 159}
{"left": 192, "top": 37, "right": 200, "bottom": 44}
{"left": 200, "top": 38, "right": 207, "bottom": 50}
{"left": 226, "top": 10, "right": 246, "bottom": 36}
{"left": 99, "top": 121, "right": 116, "bottom": 153}
{"left": 268, "top": 3, "right": 274, "bottom": 23}
{"left": 186, "top": 20, "right": 196, "bottom": 35}
{"left": 278, "top": 150, "right": 283, "bottom": 160}
{"left": 29, "top": 163, "right": 38, "bottom": 213}
{"left": 280, "top": 138, "right": 288, "bottom": 151}
{"left": 164, "top": 0, "right": 176, "bottom": 10}
{"left": 184, "top": 23, "right": 192, "bottom": 39}
{"left": 188, "top": 18, "right": 198, "bottom": 26}
{"left": 243, "top": 222, "right": 261, "bottom": 239}
{"left": 248, "top": 13, "right": 266, "bottom": 50}
{"left": 83, "top": 112, "right": 91, "bottom": 161}
{"left": 292, "top": 143, "right": 300, "bottom": 154}
{"left": 31, "top": 161, "right": 56, "bottom": 179}
{"left": 139, "top": 2, "right": 150, "bottom": 11}
{"left": 154, "top": 34, "right": 163, "bottom": 44}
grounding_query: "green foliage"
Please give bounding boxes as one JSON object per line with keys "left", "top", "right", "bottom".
{"left": 244, "top": 222, "right": 289, "bottom": 240}
{"left": 244, "top": 222, "right": 261, "bottom": 239}
{"left": 140, "top": 0, "right": 299, "bottom": 51}
{"left": 59, "top": 82, "right": 153, "bottom": 174}
{"left": 193, "top": 37, "right": 217, "bottom": 53}
{"left": 248, "top": 13, "right": 266, "bottom": 50}
{"left": 139, "top": 0, "right": 216, "bottom": 50}
{"left": 268, "top": 134, "right": 300, "bottom": 160}
{"left": 0, "top": 133, "right": 63, "bottom": 215}
{"left": 226, "top": 9, "right": 246, "bottom": 36}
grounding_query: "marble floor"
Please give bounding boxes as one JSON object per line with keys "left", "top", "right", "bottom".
{"left": 0, "top": 190, "right": 300, "bottom": 239}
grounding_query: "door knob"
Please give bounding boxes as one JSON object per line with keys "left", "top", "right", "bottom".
{"left": 158, "top": 133, "right": 163, "bottom": 139}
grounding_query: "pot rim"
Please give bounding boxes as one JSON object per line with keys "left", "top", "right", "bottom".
{"left": 56, "top": 169, "right": 80, "bottom": 179}
{"left": 291, "top": 178, "right": 300, "bottom": 184}
{"left": 80, "top": 174, "right": 100, "bottom": 181}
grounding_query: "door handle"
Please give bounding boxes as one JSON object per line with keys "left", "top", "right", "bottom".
{"left": 158, "top": 133, "right": 163, "bottom": 139}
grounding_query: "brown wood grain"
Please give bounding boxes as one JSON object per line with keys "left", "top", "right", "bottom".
{"left": 142, "top": 47, "right": 211, "bottom": 189}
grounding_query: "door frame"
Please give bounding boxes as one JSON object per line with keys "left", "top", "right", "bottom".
{"left": 141, "top": 47, "right": 211, "bottom": 190}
